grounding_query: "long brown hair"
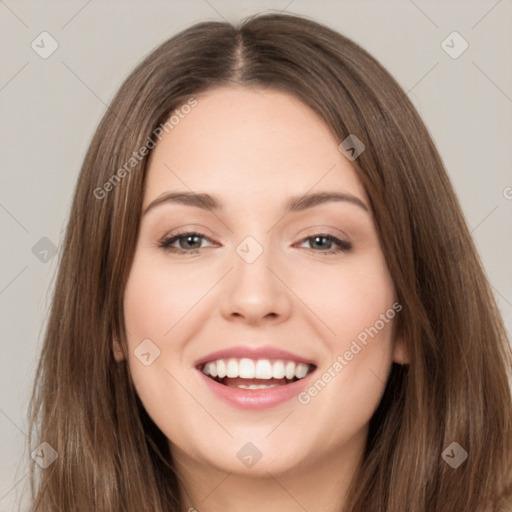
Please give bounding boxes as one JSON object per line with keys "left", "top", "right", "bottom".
{"left": 28, "top": 12, "right": 512, "bottom": 511}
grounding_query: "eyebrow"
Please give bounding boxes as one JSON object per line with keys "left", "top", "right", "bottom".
{"left": 143, "top": 190, "right": 369, "bottom": 216}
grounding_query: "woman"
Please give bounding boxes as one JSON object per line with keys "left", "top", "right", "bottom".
{"left": 28, "top": 12, "right": 512, "bottom": 512}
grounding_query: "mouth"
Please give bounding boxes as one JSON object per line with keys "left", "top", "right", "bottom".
{"left": 198, "top": 358, "right": 317, "bottom": 389}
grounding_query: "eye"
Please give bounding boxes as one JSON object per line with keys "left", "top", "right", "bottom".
{"left": 158, "top": 231, "right": 352, "bottom": 255}
{"left": 158, "top": 231, "right": 214, "bottom": 253}
{"left": 295, "top": 234, "right": 352, "bottom": 255}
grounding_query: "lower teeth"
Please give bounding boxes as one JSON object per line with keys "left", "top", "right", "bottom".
{"left": 236, "top": 384, "right": 281, "bottom": 389}
{"left": 212, "top": 376, "right": 300, "bottom": 388}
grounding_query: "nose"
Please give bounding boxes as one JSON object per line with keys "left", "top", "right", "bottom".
{"left": 219, "top": 239, "right": 292, "bottom": 326}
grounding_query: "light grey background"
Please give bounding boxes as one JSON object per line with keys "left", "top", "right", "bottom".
{"left": 1, "top": 0, "right": 511, "bottom": 509}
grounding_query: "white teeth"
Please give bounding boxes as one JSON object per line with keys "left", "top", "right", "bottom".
{"left": 255, "top": 360, "right": 273, "bottom": 379}
{"left": 285, "top": 361, "right": 296, "bottom": 380}
{"left": 201, "top": 358, "right": 313, "bottom": 381}
{"left": 226, "top": 358, "right": 238, "bottom": 378}
{"left": 295, "top": 363, "right": 309, "bottom": 379}
{"left": 236, "top": 384, "right": 280, "bottom": 389}
{"left": 272, "top": 360, "right": 285, "bottom": 379}
{"left": 205, "top": 362, "right": 217, "bottom": 377}
{"left": 217, "top": 359, "right": 227, "bottom": 378}
{"left": 239, "top": 358, "right": 255, "bottom": 378}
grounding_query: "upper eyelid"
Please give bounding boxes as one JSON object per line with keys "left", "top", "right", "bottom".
{"left": 162, "top": 230, "right": 348, "bottom": 242}
{"left": 162, "top": 223, "right": 350, "bottom": 240}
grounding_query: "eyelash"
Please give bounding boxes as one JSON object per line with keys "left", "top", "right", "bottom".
{"left": 158, "top": 231, "right": 352, "bottom": 255}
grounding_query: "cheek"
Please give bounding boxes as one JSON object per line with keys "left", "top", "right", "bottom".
{"left": 293, "top": 252, "right": 397, "bottom": 408}
{"left": 122, "top": 252, "right": 220, "bottom": 414}
{"left": 123, "top": 255, "right": 210, "bottom": 341}
{"left": 295, "top": 251, "right": 396, "bottom": 348}
{"left": 122, "top": 254, "right": 205, "bottom": 438}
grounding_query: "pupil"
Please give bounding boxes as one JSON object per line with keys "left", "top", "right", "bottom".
{"left": 184, "top": 235, "right": 200, "bottom": 248}
{"left": 314, "top": 236, "right": 329, "bottom": 249}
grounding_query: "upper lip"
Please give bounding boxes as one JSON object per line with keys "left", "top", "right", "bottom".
{"left": 194, "top": 345, "right": 317, "bottom": 368}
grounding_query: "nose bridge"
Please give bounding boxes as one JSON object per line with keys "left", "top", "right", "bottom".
{"left": 220, "top": 231, "right": 291, "bottom": 322}
{"left": 233, "top": 232, "right": 278, "bottom": 294}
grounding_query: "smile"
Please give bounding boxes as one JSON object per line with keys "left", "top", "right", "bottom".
{"left": 194, "top": 346, "right": 318, "bottom": 409}
{"left": 200, "top": 358, "right": 315, "bottom": 389}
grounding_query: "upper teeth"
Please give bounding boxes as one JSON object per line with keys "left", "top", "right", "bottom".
{"left": 201, "top": 358, "right": 311, "bottom": 380}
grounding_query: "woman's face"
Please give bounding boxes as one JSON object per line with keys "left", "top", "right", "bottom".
{"left": 122, "top": 85, "right": 407, "bottom": 477}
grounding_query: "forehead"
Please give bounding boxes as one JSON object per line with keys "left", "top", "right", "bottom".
{"left": 144, "top": 85, "right": 367, "bottom": 209}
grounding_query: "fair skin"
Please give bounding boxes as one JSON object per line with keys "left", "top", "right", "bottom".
{"left": 118, "top": 85, "right": 408, "bottom": 512}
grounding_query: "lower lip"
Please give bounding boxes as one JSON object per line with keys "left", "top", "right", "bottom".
{"left": 197, "top": 369, "right": 316, "bottom": 410}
